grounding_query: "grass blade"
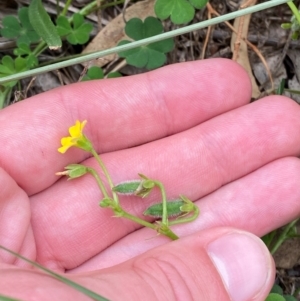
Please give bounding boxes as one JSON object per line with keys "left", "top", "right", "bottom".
{"left": 0, "top": 0, "right": 291, "bottom": 84}
{"left": 0, "top": 245, "right": 110, "bottom": 301}
{"left": 0, "top": 295, "right": 25, "bottom": 301}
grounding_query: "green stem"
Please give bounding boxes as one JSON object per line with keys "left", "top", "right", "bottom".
{"left": 153, "top": 181, "right": 168, "bottom": 225}
{"left": 121, "top": 211, "right": 156, "bottom": 230}
{"left": 90, "top": 149, "right": 119, "bottom": 205}
{"left": 87, "top": 167, "right": 110, "bottom": 199}
{"left": 287, "top": 1, "right": 300, "bottom": 25}
{"left": 270, "top": 218, "right": 299, "bottom": 254}
{"left": 121, "top": 210, "right": 179, "bottom": 240}
{"left": 158, "top": 225, "right": 179, "bottom": 240}
{"left": 284, "top": 88, "right": 300, "bottom": 95}
{"left": 169, "top": 206, "right": 199, "bottom": 226}
{"left": 61, "top": 0, "right": 73, "bottom": 16}
{"left": 100, "top": 0, "right": 124, "bottom": 9}
{"left": 32, "top": 41, "right": 47, "bottom": 56}
{"left": 77, "top": 0, "right": 100, "bottom": 17}
{"left": 101, "top": 198, "right": 179, "bottom": 240}
{"left": 38, "top": 52, "right": 85, "bottom": 67}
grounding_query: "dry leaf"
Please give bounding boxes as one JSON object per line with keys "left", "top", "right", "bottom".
{"left": 231, "top": 0, "right": 260, "bottom": 98}
{"left": 82, "top": 0, "right": 156, "bottom": 67}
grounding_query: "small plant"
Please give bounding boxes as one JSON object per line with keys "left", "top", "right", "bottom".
{"left": 118, "top": 17, "right": 174, "bottom": 70}
{"left": 56, "top": 120, "right": 199, "bottom": 240}
{"left": 56, "top": 13, "right": 93, "bottom": 45}
{"left": 263, "top": 220, "right": 300, "bottom": 300}
{"left": 0, "top": 1, "right": 92, "bottom": 107}
{"left": 0, "top": 0, "right": 212, "bottom": 107}
{"left": 281, "top": 1, "right": 300, "bottom": 39}
{"left": 0, "top": 7, "right": 40, "bottom": 45}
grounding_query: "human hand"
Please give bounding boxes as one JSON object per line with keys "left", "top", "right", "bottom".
{"left": 1, "top": 59, "right": 300, "bottom": 301}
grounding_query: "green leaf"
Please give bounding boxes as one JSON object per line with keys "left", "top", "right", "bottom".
{"left": 188, "top": 0, "right": 209, "bottom": 9}
{"left": 56, "top": 14, "right": 93, "bottom": 45}
{"left": 13, "top": 43, "right": 38, "bottom": 68}
{"left": 265, "top": 293, "right": 286, "bottom": 301}
{"left": 118, "top": 17, "right": 174, "bottom": 70}
{"left": 0, "top": 7, "right": 40, "bottom": 45}
{"left": 81, "top": 66, "right": 121, "bottom": 81}
{"left": 107, "top": 71, "right": 121, "bottom": 78}
{"left": 287, "top": 224, "right": 298, "bottom": 237}
{"left": 155, "top": 0, "right": 208, "bottom": 24}
{"left": 125, "top": 17, "right": 163, "bottom": 40}
{"left": 271, "top": 284, "right": 283, "bottom": 295}
{"left": 276, "top": 79, "right": 285, "bottom": 95}
{"left": 81, "top": 66, "right": 104, "bottom": 81}
{"left": 1, "top": 16, "right": 21, "bottom": 38}
{"left": 28, "top": 0, "right": 62, "bottom": 49}
{"left": 0, "top": 55, "right": 28, "bottom": 87}
{"left": 56, "top": 16, "right": 72, "bottom": 36}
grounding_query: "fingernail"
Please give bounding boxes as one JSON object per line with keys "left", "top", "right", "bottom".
{"left": 207, "top": 231, "right": 272, "bottom": 301}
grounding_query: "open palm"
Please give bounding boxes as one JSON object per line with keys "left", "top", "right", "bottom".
{"left": 0, "top": 59, "right": 299, "bottom": 301}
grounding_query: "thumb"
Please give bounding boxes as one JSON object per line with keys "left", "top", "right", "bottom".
{"left": 78, "top": 227, "right": 274, "bottom": 301}
{"left": 0, "top": 227, "right": 274, "bottom": 301}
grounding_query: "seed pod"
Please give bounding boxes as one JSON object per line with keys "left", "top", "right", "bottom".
{"left": 144, "top": 199, "right": 185, "bottom": 218}
{"left": 112, "top": 181, "right": 141, "bottom": 195}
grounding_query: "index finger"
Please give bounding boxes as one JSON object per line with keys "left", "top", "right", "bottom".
{"left": 0, "top": 59, "right": 251, "bottom": 194}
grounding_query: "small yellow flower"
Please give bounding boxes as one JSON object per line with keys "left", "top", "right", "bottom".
{"left": 58, "top": 120, "right": 92, "bottom": 153}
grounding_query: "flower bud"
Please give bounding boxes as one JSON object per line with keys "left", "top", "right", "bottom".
{"left": 112, "top": 181, "right": 141, "bottom": 195}
{"left": 56, "top": 164, "right": 88, "bottom": 179}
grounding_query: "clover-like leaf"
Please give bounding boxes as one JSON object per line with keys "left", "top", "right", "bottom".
{"left": 81, "top": 66, "right": 104, "bottom": 81}
{"left": 270, "top": 284, "right": 283, "bottom": 295}
{"left": 81, "top": 66, "right": 121, "bottom": 81}
{"left": 0, "top": 55, "right": 28, "bottom": 87}
{"left": 13, "top": 43, "right": 39, "bottom": 68}
{"left": 118, "top": 17, "right": 174, "bottom": 70}
{"left": 0, "top": 7, "right": 40, "bottom": 45}
{"left": 155, "top": 0, "right": 208, "bottom": 24}
{"left": 56, "top": 13, "right": 93, "bottom": 45}
{"left": 265, "top": 293, "right": 286, "bottom": 301}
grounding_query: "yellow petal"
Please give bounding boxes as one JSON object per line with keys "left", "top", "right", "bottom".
{"left": 58, "top": 144, "right": 70, "bottom": 153}
{"left": 61, "top": 137, "right": 74, "bottom": 145}
{"left": 58, "top": 121, "right": 88, "bottom": 154}
{"left": 69, "top": 120, "right": 81, "bottom": 138}
{"left": 80, "top": 120, "right": 87, "bottom": 131}
{"left": 68, "top": 120, "right": 87, "bottom": 138}
{"left": 58, "top": 137, "right": 75, "bottom": 153}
